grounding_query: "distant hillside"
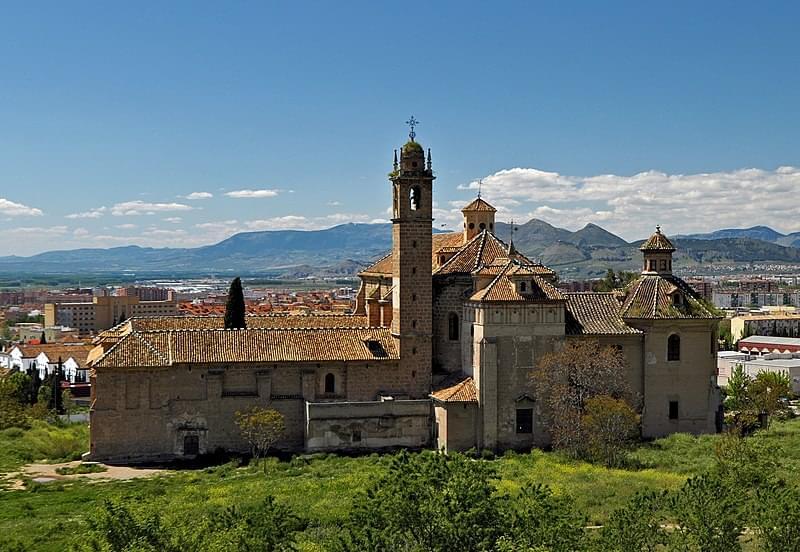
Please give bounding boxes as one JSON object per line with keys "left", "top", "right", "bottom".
{"left": 678, "top": 225, "right": 800, "bottom": 248}
{"left": 3, "top": 220, "right": 800, "bottom": 280}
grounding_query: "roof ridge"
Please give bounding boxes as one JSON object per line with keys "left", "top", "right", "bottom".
{"left": 433, "top": 230, "right": 484, "bottom": 274}
{"left": 91, "top": 331, "right": 134, "bottom": 367}
{"left": 473, "top": 231, "right": 490, "bottom": 271}
{"left": 132, "top": 326, "right": 388, "bottom": 334}
{"left": 132, "top": 331, "right": 171, "bottom": 365}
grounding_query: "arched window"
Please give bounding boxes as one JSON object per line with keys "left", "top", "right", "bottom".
{"left": 520, "top": 281, "right": 527, "bottom": 293}
{"left": 448, "top": 312, "right": 459, "bottom": 341}
{"left": 324, "top": 373, "right": 335, "bottom": 394}
{"left": 479, "top": 222, "right": 486, "bottom": 230}
{"left": 468, "top": 222, "right": 475, "bottom": 230}
{"left": 667, "top": 334, "right": 680, "bottom": 361}
{"left": 410, "top": 186, "right": 421, "bottom": 211}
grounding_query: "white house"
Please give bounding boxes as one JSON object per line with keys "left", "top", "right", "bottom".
{"left": 1, "top": 343, "right": 92, "bottom": 383}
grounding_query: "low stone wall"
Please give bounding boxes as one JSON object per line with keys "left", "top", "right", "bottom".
{"left": 305, "top": 399, "right": 432, "bottom": 452}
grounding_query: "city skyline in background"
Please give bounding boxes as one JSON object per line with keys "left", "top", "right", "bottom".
{"left": 2, "top": 1, "right": 800, "bottom": 255}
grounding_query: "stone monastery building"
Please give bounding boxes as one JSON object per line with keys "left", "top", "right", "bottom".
{"left": 87, "top": 132, "right": 721, "bottom": 462}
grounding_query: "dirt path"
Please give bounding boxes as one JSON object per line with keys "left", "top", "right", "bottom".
{"left": 2, "top": 461, "right": 166, "bottom": 490}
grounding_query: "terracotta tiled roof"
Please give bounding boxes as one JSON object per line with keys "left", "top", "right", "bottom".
{"left": 473, "top": 257, "right": 555, "bottom": 278}
{"left": 431, "top": 373, "right": 478, "bottom": 402}
{"left": 434, "top": 230, "right": 537, "bottom": 276}
{"left": 505, "top": 263, "right": 557, "bottom": 278}
{"left": 111, "top": 314, "right": 369, "bottom": 333}
{"left": 17, "top": 343, "right": 93, "bottom": 363}
{"left": 461, "top": 197, "right": 497, "bottom": 213}
{"left": 92, "top": 327, "right": 399, "bottom": 368}
{"left": 619, "top": 275, "right": 717, "bottom": 319}
{"left": 358, "top": 232, "right": 466, "bottom": 277}
{"left": 640, "top": 227, "right": 676, "bottom": 252}
{"left": 469, "top": 261, "right": 564, "bottom": 303}
{"left": 565, "top": 293, "right": 642, "bottom": 336}
{"left": 360, "top": 252, "right": 393, "bottom": 276}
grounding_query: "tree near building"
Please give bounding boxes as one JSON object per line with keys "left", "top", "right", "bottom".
{"left": 224, "top": 277, "right": 247, "bottom": 329}
{"left": 532, "top": 339, "right": 639, "bottom": 460}
{"left": 235, "top": 406, "right": 285, "bottom": 469}
{"left": 581, "top": 396, "right": 640, "bottom": 467}
{"left": 725, "top": 365, "right": 792, "bottom": 432}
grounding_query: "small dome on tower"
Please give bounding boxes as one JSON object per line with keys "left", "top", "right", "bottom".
{"left": 640, "top": 226, "right": 676, "bottom": 252}
{"left": 402, "top": 140, "right": 424, "bottom": 155}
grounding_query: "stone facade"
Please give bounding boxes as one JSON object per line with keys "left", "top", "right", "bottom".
{"left": 90, "top": 358, "right": 432, "bottom": 463}
{"left": 89, "top": 131, "right": 721, "bottom": 462}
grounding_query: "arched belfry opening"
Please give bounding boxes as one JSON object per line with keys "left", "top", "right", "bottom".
{"left": 410, "top": 186, "right": 421, "bottom": 211}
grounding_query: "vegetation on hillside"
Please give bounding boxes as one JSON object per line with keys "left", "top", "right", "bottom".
{"left": 0, "top": 418, "right": 798, "bottom": 550}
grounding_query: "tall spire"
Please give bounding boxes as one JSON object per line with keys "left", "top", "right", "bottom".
{"left": 393, "top": 149, "right": 398, "bottom": 171}
{"left": 426, "top": 148, "right": 432, "bottom": 170}
{"left": 508, "top": 219, "right": 518, "bottom": 256}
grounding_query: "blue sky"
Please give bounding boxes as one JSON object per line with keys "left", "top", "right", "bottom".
{"left": 1, "top": 1, "right": 799, "bottom": 255}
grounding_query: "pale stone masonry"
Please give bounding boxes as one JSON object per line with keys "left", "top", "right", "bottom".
{"left": 88, "top": 131, "right": 722, "bottom": 462}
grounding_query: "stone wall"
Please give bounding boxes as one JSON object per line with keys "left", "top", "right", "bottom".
{"left": 434, "top": 401, "right": 479, "bottom": 452}
{"left": 432, "top": 275, "right": 472, "bottom": 374}
{"left": 629, "top": 319, "right": 719, "bottom": 438}
{"left": 468, "top": 302, "right": 566, "bottom": 451}
{"left": 305, "top": 399, "right": 431, "bottom": 452}
{"left": 89, "top": 358, "right": 427, "bottom": 463}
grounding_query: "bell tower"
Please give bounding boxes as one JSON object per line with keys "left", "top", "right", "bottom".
{"left": 391, "top": 117, "right": 434, "bottom": 395}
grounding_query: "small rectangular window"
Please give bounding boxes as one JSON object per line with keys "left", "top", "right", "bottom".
{"left": 516, "top": 408, "right": 533, "bottom": 434}
{"left": 669, "top": 401, "right": 679, "bottom": 420}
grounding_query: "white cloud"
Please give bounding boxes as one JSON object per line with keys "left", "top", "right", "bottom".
{"left": 184, "top": 191, "right": 213, "bottom": 200}
{"left": 194, "top": 220, "right": 239, "bottom": 231}
{"left": 0, "top": 198, "right": 43, "bottom": 217}
{"left": 72, "top": 228, "right": 90, "bottom": 237}
{"left": 7, "top": 226, "right": 68, "bottom": 236}
{"left": 110, "top": 200, "right": 193, "bottom": 216}
{"left": 114, "top": 223, "right": 137, "bottom": 230}
{"left": 460, "top": 165, "right": 800, "bottom": 240}
{"left": 163, "top": 217, "right": 183, "bottom": 224}
{"left": 244, "top": 216, "right": 310, "bottom": 230}
{"left": 66, "top": 206, "right": 106, "bottom": 219}
{"left": 225, "top": 189, "right": 280, "bottom": 199}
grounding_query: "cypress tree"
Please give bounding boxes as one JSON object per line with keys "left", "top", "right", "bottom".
{"left": 39, "top": 331, "right": 47, "bottom": 344}
{"left": 224, "top": 277, "right": 247, "bottom": 329}
{"left": 52, "top": 358, "right": 64, "bottom": 413}
{"left": 29, "top": 364, "right": 41, "bottom": 405}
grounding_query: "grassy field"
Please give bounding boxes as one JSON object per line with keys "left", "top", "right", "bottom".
{"left": 0, "top": 421, "right": 88, "bottom": 473}
{"left": 0, "top": 418, "right": 798, "bottom": 551}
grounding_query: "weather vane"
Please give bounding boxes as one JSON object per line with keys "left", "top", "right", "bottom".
{"left": 477, "top": 179, "right": 483, "bottom": 199}
{"left": 405, "top": 116, "right": 419, "bottom": 141}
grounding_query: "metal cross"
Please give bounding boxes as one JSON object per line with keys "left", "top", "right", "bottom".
{"left": 406, "top": 116, "right": 419, "bottom": 141}
{"left": 478, "top": 179, "right": 483, "bottom": 199}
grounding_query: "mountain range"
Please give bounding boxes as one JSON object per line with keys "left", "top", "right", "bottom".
{"left": 674, "top": 226, "right": 800, "bottom": 248}
{"left": 3, "top": 221, "right": 800, "bottom": 280}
